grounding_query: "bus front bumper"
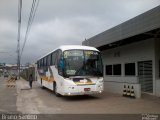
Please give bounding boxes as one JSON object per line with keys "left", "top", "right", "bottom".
{"left": 61, "top": 84, "right": 103, "bottom": 96}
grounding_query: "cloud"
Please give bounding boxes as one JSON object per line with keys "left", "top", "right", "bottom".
{"left": 0, "top": 0, "right": 160, "bottom": 64}
{"left": 0, "top": 20, "right": 17, "bottom": 63}
{"left": 20, "top": 16, "right": 107, "bottom": 63}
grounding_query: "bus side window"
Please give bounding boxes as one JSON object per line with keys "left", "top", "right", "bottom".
{"left": 38, "top": 61, "right": 40, "bottom": 68}
{"left": 50, "top": 54, "right": 53, "bottom": 65}
{"left": 55, "top": 50, "right": 60, "bottom": 68}
{"left": 54, "top": 51, "right": 58, "bottom": 68}
{"left": 51, "top": 51, "right": 57, "bottom": 66}
{"left": 47, "top": 55, "right": 51, "bottom": 66}
{"left": 41, "top": 59, "right": 43, "bottom": 68}
{"left": 37, "top": 61, "right": 38, "bottom": 68}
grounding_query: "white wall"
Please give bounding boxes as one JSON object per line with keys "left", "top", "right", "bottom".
{"left": 104, "top": 82, "right": 141, "bottom": 98}
{"left": 102, "top": 39, "right": 155, "bottom": 97}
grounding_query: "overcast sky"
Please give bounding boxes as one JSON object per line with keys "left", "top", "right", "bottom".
{"left": 0, "top": 0, "right": 160, "bottom": 64}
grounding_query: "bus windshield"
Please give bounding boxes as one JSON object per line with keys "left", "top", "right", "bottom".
{"left": 63, "top": 50, "right": 103, "bottom": 77}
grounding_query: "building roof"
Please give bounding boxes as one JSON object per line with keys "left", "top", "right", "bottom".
{"left": 82, "top": 5, "right": 160, "bottom": 50}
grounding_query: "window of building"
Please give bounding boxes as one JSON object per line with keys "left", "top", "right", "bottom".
{"left": 125, "top": 63, "right": 135, "bottom": 76}
{"left": 106, "top": 65, "right": 112, "bottom": 75}
{"left": 113, "top": 64, "right": 121, "bottom": 75}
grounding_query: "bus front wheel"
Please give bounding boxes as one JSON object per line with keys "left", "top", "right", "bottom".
{"left": 53, "top": 82, "right": 61, "bottom": 97}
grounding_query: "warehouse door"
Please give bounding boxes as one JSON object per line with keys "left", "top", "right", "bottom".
{"left": 138, "top": 61, "right": 153, "bottom": 93}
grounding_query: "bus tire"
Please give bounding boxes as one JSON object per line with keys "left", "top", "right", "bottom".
{"left": 53, "top": 82, "right": 61, "bottom": 97}
{"left": 41, "top": 79, "right": 45, "bottom": 89}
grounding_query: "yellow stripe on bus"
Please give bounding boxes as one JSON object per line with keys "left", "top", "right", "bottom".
{"left": 49, "top": 77, "right": 55, "bottom": 82}
{"left": 40, "top": 76, "right": 55, "bottom": 82}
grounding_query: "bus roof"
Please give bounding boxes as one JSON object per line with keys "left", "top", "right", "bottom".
{"left": 37, "top": 45, "right": 99, "bottom": 61}
{"left": 59, "top": 45, "right": 99, "bottom": 52}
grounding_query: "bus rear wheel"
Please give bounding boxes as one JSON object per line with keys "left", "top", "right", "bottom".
{"left": 53, "top": 82, "right": 61, "bottom": 97}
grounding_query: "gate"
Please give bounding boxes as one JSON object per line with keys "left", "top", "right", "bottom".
{"left": 138, "top": 61, "right": 153, "bottom": 93}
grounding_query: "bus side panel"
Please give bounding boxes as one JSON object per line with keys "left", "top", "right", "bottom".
{"left": 36, "top": 68, "right": 42, "bottom": 85}
{"left": 52, "top": 66, "right": 64, "bottom": 95}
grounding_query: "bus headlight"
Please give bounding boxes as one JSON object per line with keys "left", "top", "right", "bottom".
{"left": 68, "top": 87, "right": 74, "bottom": 89}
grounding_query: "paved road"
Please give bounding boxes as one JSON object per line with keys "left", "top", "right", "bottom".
{"left": 0, "top": 77, "right": 160, "bottom": 120}
{"left": 15, "top": 78, "right": 160, "bottom": 114}
{"left": 0, "top": 77, "right": 19, "bottom": 114}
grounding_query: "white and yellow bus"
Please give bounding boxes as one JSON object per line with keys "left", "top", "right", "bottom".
{"left": 36, "top": 45, "right": 103, "bottom": 96}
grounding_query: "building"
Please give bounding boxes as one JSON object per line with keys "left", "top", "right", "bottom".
{"left": 82, "top": 6, "right": 160, "bottom": 98}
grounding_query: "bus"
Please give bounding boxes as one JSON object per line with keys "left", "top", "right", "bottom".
{"left": 36, "top": 45, "right": 103, "bottom": 96}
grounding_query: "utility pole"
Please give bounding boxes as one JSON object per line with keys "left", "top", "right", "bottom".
{"left": 17, "top": 0, "right": 22, "bottom": 79}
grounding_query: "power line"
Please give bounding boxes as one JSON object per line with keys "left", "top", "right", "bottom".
{"left": 28, "top": 0, "right": 40, "bottom": 31}
{"left": 20, "top": 0, "right": 36, "bottom": 58}
{"left": 20, "top": 0, "right": 40, "bottom": 59}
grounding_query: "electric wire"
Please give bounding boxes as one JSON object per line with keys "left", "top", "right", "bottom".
{"left": 20, "top": 0, "right": 36, "bottom": 58}
{"left": 20, "top": 0, "right": 40, "bottom": 59}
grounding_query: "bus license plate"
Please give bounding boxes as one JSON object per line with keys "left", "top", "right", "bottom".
{"left": 84, "top": 88, "right": 90, "bottom": 91}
